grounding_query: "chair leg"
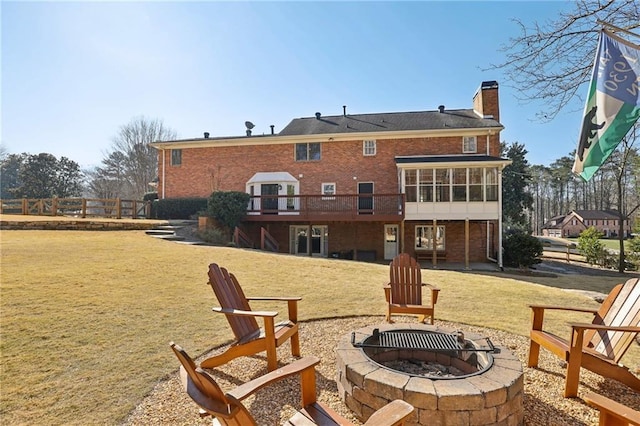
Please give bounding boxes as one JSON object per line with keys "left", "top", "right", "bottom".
{"left": 527, "top": 339, "right": 540, "bottom": 367}
{"left": 290, "top": 331, "right": 301, "bottom": 357}
{"left": 564, "top": 328, "right": 585, "bottom": 398}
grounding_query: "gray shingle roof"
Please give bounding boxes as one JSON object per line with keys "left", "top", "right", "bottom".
{"left": 278, "top": 109, "right": 502, "bottom": 136}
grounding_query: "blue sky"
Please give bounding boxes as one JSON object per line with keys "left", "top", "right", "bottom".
{"left": 2, "top": 1, "right": 583, "bottom": 169}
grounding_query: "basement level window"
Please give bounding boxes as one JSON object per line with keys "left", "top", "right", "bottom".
{"left": 171, "top": 149, "right": 182, "bottom": 166}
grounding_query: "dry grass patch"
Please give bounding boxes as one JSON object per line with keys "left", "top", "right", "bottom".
{"left": 0, "top": 230, "right": 637, "bottom": 425}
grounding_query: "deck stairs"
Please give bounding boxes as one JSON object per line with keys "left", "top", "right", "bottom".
{"left": 145, "top": 220, "right": 205, "bottom": 245}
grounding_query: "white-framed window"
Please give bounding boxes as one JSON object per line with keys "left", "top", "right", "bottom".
{"left": 322, "top": 182, "right": 336, "bottom": 199}
{"left": 463, "top": 136, "right": 477, "bottom": 153}
{"left": 171, "top": 149, "right": 182, "bottom": 166}
{"left": 415, "top": 225, "right": 445, "bottom": 250}
{"left": 363, "top": 139, "right": 377, "bottom": 156}
{"left": 295, "top": 143, "right": 321, "bottom": 161}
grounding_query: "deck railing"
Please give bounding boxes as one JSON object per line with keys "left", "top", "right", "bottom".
{"left": 246, "top": 193, "right": 404, "bottom": 221}
{"left": 0, "top": 197, "right": 150, "bottom": 219}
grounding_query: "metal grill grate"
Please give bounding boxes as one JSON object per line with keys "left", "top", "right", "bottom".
{"left": 379, "top": 331, "right": 460, "bottom": 351}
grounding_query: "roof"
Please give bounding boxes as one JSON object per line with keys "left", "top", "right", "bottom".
{"left": 572, "top": 210, "right": 626, "bottom": 220}
{"left": 395, "top": 155, "right": 508, "bottom": 164}
{"left": 278, "top": 109, "right": 502, "bottom": 136}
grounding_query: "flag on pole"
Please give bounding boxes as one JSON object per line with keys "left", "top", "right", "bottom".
{"left": 572, "top": 29, "right": 640, "bottom": 181}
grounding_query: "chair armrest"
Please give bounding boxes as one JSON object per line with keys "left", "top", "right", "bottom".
{"left": 570, "top": 322, "right": 640, "bottom": 333}
{"left": 246, "top": 296, "right": 302, "bottom": 301}
{"left": 363, "top": 399, "right": 414, "bottom": 426}
{"left": 212, "top": 307, "right": 278, "bottom": 318}
{"left": 226, "top": 356, "right": 321, "bottom": 402}
{"left": 584, "top": 392, "right": 640, "bottom": 425}
{"left": 528, "top": 305, "right": 599, "bottom": 314}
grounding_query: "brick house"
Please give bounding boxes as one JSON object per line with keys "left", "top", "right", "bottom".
{"left": 150, "top": 81, "right": 511, "bottom": 267}
{"left": 542, "top": 210, "right": 632, "bottom": 238}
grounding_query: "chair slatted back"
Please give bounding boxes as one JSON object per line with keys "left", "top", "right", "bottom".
{"left": 586, "top": 278, "right": 640, "bottom": 362}
{"left": 208, "top": 263, "right": 260, "bottom": 342}
{"left": 170, "top": 342, "right": 231, "bottom": 413}
{"left": 389, "top": 253, "right": 422, "bottom": 305}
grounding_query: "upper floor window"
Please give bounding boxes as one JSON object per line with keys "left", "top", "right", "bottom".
{"left": 463, "top": 136, "right": 477, "bottom": 153}
{"left": 452, "top": 168, "right": 467, "bottom": 202}
{"left": 486, "top": 167, "right": 498, "bottom": 201}
{"left": 363, "top": 140, "right": 377, "bottom": 156}
{"left": 171, "top": 149, "right": 182, "bottom": 166}
{"left": 295, "top": 143, "right": 321, "bottom": 161}
{"left": 405, "top": 170, "right": 417, "bottom": 202}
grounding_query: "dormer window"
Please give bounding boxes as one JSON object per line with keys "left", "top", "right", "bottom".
{"left": 463, "top": 136, "right": 477, "bottom": 153}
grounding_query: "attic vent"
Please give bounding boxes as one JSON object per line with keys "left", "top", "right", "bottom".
{"left": 270, "top": 125, "right": 275, "bottom": 135}
{"left": 438, "top": 105, "right": 445, "bottom": 113}
{"left": 343, "top": 105, "right": 347, "bottom": 116}
{"left": 315, "top": 112, "right": 321, "bottom": 119}
{"left": 204, "top": 132, "right": 210, "bottom": 138}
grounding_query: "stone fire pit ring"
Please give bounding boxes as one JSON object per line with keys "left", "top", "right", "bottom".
{"left": 336, "top": 323, "right": 524, "bottom": 425}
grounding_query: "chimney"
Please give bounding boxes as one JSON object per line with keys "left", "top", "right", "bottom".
{"left": 473, "top": 81, "right": 500, "bottom": 121}
{"left": 438, "top": 105, "right": 445, "bottom": 113}
{"left": 204, "top": 132, "right": 210, "bottom": 138}
{"left": 270, "top": 125, "right": 275, "bottom": 135}
{"left": 315, "top": 112, "right": 321, "bottom": 119}
{"left": 343, "top": 105, "right": 347, "bottom": 116}
{"left": 246, "top": 129, "right": 252, "bottom": 136}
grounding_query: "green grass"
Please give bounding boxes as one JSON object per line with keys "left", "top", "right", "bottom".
{"left": 567, "top": 237, "right": 631, "bottom": 251}
{"left": 1, "top": 229, "right": 638, "bottom": 425}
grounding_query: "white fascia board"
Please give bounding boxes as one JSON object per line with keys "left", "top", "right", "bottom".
{"left": 396, "top": 158, "right": 512, "bottom": 169}
{"left": 149, "top": 126, "right": 504, "bottom": 150}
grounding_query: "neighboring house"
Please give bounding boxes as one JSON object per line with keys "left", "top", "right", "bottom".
{"left": 541, "top": 210, "right": 631, "bottom": 238}
{"left": 150, "top": 81, "right": 511, "bottom": 267}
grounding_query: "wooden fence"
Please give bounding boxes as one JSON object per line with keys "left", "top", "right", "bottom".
{"left": 0, "top": 197, "right": 150, "bottom": 219}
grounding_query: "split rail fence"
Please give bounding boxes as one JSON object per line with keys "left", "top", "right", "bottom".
{"left": 0, "top": 198, "right": 150, "bottom": 219}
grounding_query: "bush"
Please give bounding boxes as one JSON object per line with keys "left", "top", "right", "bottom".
{"left": 577, "top": 227, "right": 605, "bottom": 266}
{"left": 152, "top": 197, "right": 208, "bottom": 220}
{"left": 195, "top": 227, "right": 228, "bottom": 245}
{"left": 205, "top": 191, "right": 251, "bottom": 238}
{"left": 502, "top": 231, "right": 543, "bottom": 269}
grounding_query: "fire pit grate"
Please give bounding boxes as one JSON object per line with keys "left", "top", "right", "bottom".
{"left": 351, "top": 328, "right": 496, "bottom": 353}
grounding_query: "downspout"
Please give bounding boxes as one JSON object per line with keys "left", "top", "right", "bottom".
{"left": 497, "top": 167, "right": 504, "bottom": 269}
{"left": 161, "top": 149, "right": 166, "bottom": 199}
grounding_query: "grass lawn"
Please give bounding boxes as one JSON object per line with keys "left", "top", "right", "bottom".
{"left": 1, "top": 228, "right": 638, "bottom": 424}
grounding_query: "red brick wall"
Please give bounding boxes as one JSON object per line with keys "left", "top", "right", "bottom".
{"left": 158, "top": 133, "right": 502, "bottom": 199}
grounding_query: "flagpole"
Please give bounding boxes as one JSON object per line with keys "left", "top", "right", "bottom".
{"left": 596, "top": 20, "right": 640, "bottom": 39}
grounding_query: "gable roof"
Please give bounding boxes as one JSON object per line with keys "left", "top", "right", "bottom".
{"left": 278, "top": 109, "right": 502, "bottom": 136}
{"left": 572, "top": 210, "right": 626, "bottom": 220}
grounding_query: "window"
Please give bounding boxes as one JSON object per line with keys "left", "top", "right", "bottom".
{"left": 435, "top": 169, "right": 450, "bottom": 202}
{"left": 486, "top": 167, "right": 498, "bottom": 201}
{"left": 171, "top": 149, "right": 182, "bottom": 166}
{"left": 405, "top": 170, "right": 417, "bottom": 202}
{"left": 363, "top": 139, "right": 376, "bottom": 156}
{"left": 452, "top": 168, "right": 467, "bottom": 202}
{"left": 469, "top": 168, "right": 483, "bottom": 201}
{"left": 418, "top": 169, "right": 433, "bottom": 202}
{"left": 322, "top": 182, "right": 336, "bottom": 199}
{"left": 415, "top": 225, "right": 445, "bottom": 250}
{"left": 463, "top": 136, "right": 477, "bottom": 153}
{"left": 295, "top": 143, "right": 321, "bottom": 161}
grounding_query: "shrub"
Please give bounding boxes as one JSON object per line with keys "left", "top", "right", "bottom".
{"left": 152, "top": 197, "right": 208, "bottom": 219}
{"left": 577, "top": 227, "right": 605, "bottom": 266}
{"left": 195, "top": 227, "right": 228, "bottom": 245}
{"left": 205, "top": 191, "right": 250, "bottom": 239}
{"left": 502, "top": 231, "right": 543, "bottom": 269}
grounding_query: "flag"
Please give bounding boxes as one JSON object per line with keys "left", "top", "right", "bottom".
{"left": 572, "top": 29, "right": 640, "bottom": 181}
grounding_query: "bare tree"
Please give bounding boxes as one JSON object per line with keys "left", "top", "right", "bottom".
{"left": 98, "top": 117, "right": 177, "bottom": 199}
{"left": 488, "top": 0, "right": 639, "bottom": 121}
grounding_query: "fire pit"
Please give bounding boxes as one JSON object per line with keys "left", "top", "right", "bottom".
{"left": 336, "top": 324, "right": 524, "bottom": 425}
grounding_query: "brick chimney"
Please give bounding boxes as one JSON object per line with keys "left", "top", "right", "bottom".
{"left": 473, "top": 81, "right": 499, "bottom": 122}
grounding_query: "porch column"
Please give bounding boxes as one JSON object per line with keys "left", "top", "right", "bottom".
{"left": 432, "top": 218, "right": 438, "bottom": 267}
{"left": 465, "top": 218, "right": 470, "bottom": 270}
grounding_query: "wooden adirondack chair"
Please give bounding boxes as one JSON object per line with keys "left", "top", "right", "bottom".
{"left": 201, "top": 263, "right": 301, "bottom": 371}
{"left": 384, "top": 253, "right": 440, "bottom": 324}
{"left": 528, "top": 277, "right": 640, "bottom": 397}
{"left": 171, "top": 342, "right": 414, "bottom": 426}
{"left": 584, "top": 392, "right": 640, "bottom": 426}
